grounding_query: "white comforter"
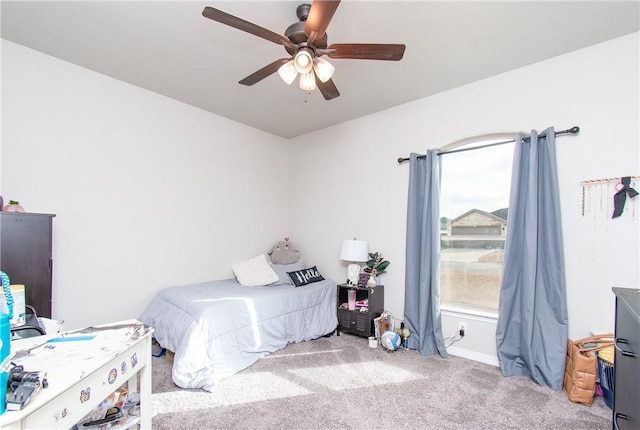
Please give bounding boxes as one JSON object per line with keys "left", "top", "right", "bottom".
{"left": 139, "top": 278, "right": 337, "bottom": 391}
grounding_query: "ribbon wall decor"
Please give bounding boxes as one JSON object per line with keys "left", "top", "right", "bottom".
{"left": 612, "top": 176, "right": 639, "bottom": 218}
{"left": 580, "top": 175, "right": 639, "bottom": 219}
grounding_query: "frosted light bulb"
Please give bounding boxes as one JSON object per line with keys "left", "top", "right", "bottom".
{"left": 294, "top": 50, "right": 313, "bottom": 74}
{"left": 313, "top": 57, "right": 335, "bottom": 83}
{"left": 299, "top": 71, "right": 317, "bottom": 91}
{"left": 278, "top": 60, "right": 297, "bottom": 85}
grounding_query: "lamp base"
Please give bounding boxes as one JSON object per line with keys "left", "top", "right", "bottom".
{"left": 347, "top": 263, "right": 361, "bottom": 286}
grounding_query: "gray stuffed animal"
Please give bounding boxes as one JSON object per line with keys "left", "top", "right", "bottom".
{"left": 268, "top": 237, "right": 300, "bottom": 265}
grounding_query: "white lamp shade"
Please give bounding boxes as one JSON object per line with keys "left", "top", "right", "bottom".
{"left": 299, "top": 71, "right": 317, "bottom": 91}
{"left": 340, "top": 239, "right": 369, "bottom": 262}
{"left": 277, "top": 60, "right": 297, "bottom": 85}
{"left": 313, "top": 57, "right": 335, "bottom": 83}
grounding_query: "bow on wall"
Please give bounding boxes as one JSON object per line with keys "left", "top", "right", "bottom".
{"left": 612, "top": 176, "right": 639, "bottom": 218}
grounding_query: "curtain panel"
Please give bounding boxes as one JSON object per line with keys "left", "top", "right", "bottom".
{"left": 404, "top": 150, "right": 448, "bottom": 357}
{"left": 495, "top": 127, "right": 568, "bottom": 390}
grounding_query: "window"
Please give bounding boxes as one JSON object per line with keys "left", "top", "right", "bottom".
{"left": 439, "top": 141, "right": 513, "bottom": 311}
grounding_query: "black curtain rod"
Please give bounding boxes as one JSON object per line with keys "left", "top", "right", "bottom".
{"left": 397, "top": 126, "right": 580, "bottom": 163}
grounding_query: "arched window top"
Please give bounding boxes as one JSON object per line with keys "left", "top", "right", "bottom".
{"left": 438, "top": 131, "right": 524, "bottom": 153}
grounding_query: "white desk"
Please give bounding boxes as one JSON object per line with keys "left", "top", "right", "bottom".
{"left": 0, "top": 320, "right": 153, "bottom": 429}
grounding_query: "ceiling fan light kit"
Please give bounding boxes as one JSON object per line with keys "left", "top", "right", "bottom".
{"left": 299, "top": 71, "right": 317, "bottom": 91}
{"left": 293, "top": 49, "right": 314, "bottom": 74}
{"left": 313, "top": 57, "right": 335, "bottom": 83}
{"left": 278, "top": 60, "right": 298, "bottom": 85}
{"left": 202, "top": 1, "right": 405, "bottom": 100}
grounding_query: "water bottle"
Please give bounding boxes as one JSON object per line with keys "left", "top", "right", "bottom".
{"left": 0, "top": 271, "right": 14, "bottom": 415}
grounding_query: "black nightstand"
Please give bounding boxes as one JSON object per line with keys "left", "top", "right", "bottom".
{"left": 336, "top": 283, "right": 384, "bottom": 337}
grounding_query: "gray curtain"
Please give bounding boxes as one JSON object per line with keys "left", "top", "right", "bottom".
{"left": 495, "top": 127, "right": 568, "bottom": 390}
{"left": 404, "top": 150, "right": 448, "bottom": 357}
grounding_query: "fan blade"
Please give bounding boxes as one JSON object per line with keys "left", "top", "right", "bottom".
{"left": 239, "top": 58, "right": 291, "bottom": 86}
{"left": 305, "top": 0, "right": 340, "bottom": 45}
{"left": 316, "top": 76, "right": 340, "bottom": 100}
{"left": 202, "top": 7, "right": 292, "bottom": 48}
{"left": 327, "top": 43, "right": 405, "bottom": 61}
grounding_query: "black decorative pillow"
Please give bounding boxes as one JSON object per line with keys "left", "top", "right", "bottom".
{"left": 270, "top": 261, "right": 306, "bottom": 286}
{"left": 287, "top": 266, "right": 325, "bottom": 287}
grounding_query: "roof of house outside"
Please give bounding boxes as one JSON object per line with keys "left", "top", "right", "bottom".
{"left": 450, "top": 208, "right": 507, "bottom": 225}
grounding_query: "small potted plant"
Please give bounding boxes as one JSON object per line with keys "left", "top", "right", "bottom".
{"left": 363, "top": 252, "right": 390, "bottom": 287}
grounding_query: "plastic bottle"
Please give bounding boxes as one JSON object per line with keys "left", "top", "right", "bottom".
{"left": 400, "top": 322, "right": 409, "bottom": 349}
{"left": 0, "top": 271, "right": 14, "bottom": 415}
{"left": 0, "top": 313, "right": 9, "bottom": 415}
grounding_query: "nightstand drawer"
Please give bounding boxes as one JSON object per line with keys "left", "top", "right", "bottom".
{"left": 338, "top": 309, "right": 373, "bottom": 337}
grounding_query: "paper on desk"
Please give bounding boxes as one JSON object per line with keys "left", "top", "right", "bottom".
{"left": 38, "top": 317, "right": 64, "bottom": 334}
{"left": 12, "top": 323, "right": 150, "bottom": 376}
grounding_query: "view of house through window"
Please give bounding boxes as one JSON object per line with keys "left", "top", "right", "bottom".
{"left": 439, "top": 141, "right": 514, "bottom": 311}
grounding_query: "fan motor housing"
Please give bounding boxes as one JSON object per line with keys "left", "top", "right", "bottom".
{"left": 284, "top": 5, "right": 328, "bottom": 55}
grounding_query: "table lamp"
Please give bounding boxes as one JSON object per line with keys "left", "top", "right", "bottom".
{"left": 340, "top": 239, "right": 369, "bottom": 286}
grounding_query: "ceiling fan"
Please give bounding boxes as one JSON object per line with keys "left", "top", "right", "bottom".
{"left": 202, "top": 1, "right": 406, "bottom": 100}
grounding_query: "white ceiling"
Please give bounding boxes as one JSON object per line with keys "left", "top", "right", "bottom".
{"left": 2, "top": 1, "right": 639, "bottom": 139}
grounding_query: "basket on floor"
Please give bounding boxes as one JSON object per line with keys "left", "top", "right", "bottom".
{"left": 597, "top": 346, "right": 614, "bottom": 409}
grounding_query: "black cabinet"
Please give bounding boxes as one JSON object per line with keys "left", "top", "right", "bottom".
{"left": 0, "top": 212, "right": 55, "bottom": 318}
{"left": 612, "top": 287, "right": 639, "bottom": 430}
{"left": 336, "top": 284, "right": 384, "bottom": 338}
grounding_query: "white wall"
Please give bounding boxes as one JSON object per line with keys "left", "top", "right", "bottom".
{"left": 2, "top": 33, "right": 638, "bottom": 364}
{"left": 290, "top": 33, "right": 639, "bottom": 363}
{"left": 1, "top": 40, "right": 291, "bottom": 329}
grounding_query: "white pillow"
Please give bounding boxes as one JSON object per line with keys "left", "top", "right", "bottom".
{"left": 232, "top": 254, "right": 279, "bottom": 287}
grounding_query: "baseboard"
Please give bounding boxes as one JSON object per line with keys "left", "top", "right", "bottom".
{"left": 446, "top": 346, "right": 499, "bottom": 367}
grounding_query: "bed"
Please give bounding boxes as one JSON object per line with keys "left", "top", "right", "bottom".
{"left": 139, "top": 261, "right": 337, "bottom": 391}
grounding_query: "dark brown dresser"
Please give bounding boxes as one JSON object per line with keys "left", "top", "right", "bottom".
{"left": 0, "top": 212, "right": 56, "bottom": 318}
{"left": 612, "top": 287, "right": 639, "bottom": 430}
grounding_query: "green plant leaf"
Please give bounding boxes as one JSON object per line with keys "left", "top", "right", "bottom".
{"left": 377, "top": 261, "right": 390, "bottom": 273}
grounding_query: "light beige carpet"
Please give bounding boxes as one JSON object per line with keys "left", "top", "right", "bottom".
{"left": 151, "top": 333, "right": 611, "bottom": 429}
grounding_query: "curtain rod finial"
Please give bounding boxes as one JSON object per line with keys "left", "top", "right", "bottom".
{"left": 569, "top": 126, "right": 580, "bottom": 134}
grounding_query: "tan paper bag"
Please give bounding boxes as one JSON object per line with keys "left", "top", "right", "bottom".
{"left": 563, "top": 334, "right": 614, "bottom": 406}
